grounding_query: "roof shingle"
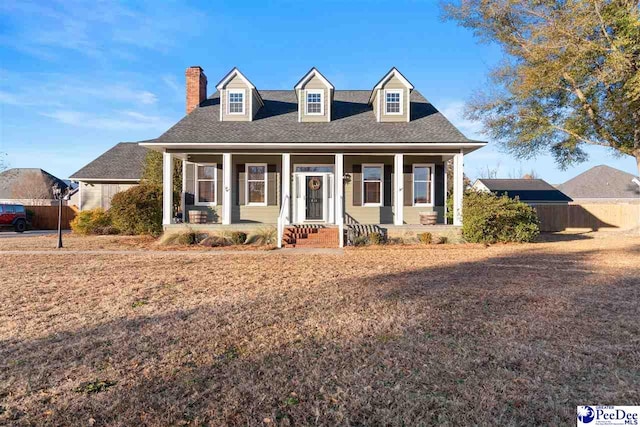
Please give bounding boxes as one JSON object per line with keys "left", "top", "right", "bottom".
{"left": 70, "top": 143, "right": 147, "bottom": 180}
{"left": 558, "top": 165, "right": 640, "bottom": 199}
{"left": 141, "top": 90, "right": 481, "bottom": 144}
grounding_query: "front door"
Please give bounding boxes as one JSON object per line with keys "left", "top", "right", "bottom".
{"left": 305, "top": 176, "right": 323, "bottom": 220}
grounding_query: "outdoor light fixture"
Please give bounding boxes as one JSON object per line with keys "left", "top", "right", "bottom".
{"left": 52, "top": 183, "right": 64, "bottom": 249}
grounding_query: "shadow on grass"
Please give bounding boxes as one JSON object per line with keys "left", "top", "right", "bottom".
{"left": 1, "top": 247, "right": 639, "bottom": 425}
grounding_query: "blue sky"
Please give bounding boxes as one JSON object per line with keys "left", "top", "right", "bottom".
{"left": 1, "top": 0, "right": 637, "bottom": 183}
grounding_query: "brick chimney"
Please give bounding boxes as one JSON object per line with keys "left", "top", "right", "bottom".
{"left": 185, "top": 66, "right": 207, "bottom": 114}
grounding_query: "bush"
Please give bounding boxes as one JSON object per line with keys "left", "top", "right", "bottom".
{"left": 418, "top": 232, "right": 433, "bottom": 244}
{"left": 70, "top": 209, "right": 113, "bottom": 235}
{"left": 228, "top": 231, "right": 247, "bottom": 245}
{"left": 368, "top": 232, "right": 384, "bottom": 245}
{"left": 246, "top": 227, "right": 277, "bottom": 246}
{"left": 200, "top": 235, "right": 229, "bottom": 247}
{"left": 462, "top": 191, "right": 540, "bottom": 243}
{"left": 158, "top": 230, "right": 206, "bottom": 246}
{"left": 353, "top": 235, "right": 368, "bottom": 246}
{"left": 109, "top": 184, "right": 163, "bottom": 236}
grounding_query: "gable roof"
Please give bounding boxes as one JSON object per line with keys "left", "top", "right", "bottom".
{"left": 475, "top": 178, "right": 572, "bottom": 202}
{"left": 294, "top": 67, "right": 334, "bottom": 91}
{"left": 368, "top": 67, "right": 414, "bottom": 104}
{"left": 70, "top": 143, "right": 148, "bottom": 181}
{"left": 215, "top": 67, "right": 264, "bottom": 107}
{"left": 139, "top": 90, "right": 483, "bottom": 146}
{"left": 0, "top": 168, "right": 68, "bottom": 199}
{"left": 557, "top": 165, "right": 640, "bottom": 199}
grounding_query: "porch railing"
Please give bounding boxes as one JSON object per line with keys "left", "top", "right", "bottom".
{"left": 276, "top": 194, "right": 289, "bottom": 249}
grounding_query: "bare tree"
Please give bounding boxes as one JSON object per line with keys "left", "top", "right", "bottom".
{"left": 0, "top": 153, "right": 7, "bottom": 172}
{"left": 476, "top": 162, "right": 501, "bottom": 179}
{"left": 11, "top": 171, "right": 54, "bottom": 205}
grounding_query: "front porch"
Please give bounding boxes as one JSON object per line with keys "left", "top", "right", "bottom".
{"left": 161, "top": 151, "right": 465, "bottom": 247}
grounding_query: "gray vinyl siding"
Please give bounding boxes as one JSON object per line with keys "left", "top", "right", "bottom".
{"left": 184, "top": 156, "right": 223, "bottom": 223}
{"left": 232, "top": 154, "right": 280, "bottom": 223}
{"left": 221, "top": 75, "right": 251, "bottom": 122}
{"left": 344, "top": 155, "right": 395, "bottom": 224}
{"left": 380, "top": 75, "right": 410, "bottom": 123}
{"left": 343, "top": 155, "right": 445, "bottom": 225}
{"left": 79, "top": 181, "right": 137, "bottom": 211}
{"left": 299, "top": 75, "right": 330, "bottom": 122}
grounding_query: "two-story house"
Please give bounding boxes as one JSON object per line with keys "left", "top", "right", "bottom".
{"left": 84, "top": 66, "right": 486, "bottom": 247}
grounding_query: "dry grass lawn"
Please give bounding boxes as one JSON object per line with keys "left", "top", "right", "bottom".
{"left": 1, "top": 232, "right": 639, "bottom": 425}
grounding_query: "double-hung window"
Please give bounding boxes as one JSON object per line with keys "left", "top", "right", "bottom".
{"left": 413, "top": 164, "right": 434, "bottom": 206}
{"left": 228, "top": 90, "right": 244, "bottom": 114}
{"left": 196, "top": 164, "right": 217, "bottom": 206}
{"left": 385, "top": 90, "right": 402, "bottom": 114}
{"left": 362, "top": 164, "right": 383, "bottom": 206}
{"left": 306, "top": 90, "right": 323, "bottom": 115}
{"left": 246, "top": 163, "right": 267, "bottom": 206}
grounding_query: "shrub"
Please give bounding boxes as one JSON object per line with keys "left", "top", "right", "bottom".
{"left": 200, "top": 235, "right": 229, "bottom": 248}
{"left": 158, "top": 230, "right": 205, "bottom": 246}
{"left": 246, "top": 227, "right": 277, "bottom": 246}
{"left": 435, "top": 235, "right": 448, "bottom": 244}
{"left": 70, "top": 208, "right": 113, "bottom": 235}
{"left": 109, "top": 184, "right": 163, "bottom": 236}
{"left": 462, "top": 191, "right": 540, "bottom": 243}
{"left": 353, "top": 235, "right": 368, "bottom": 246}
{"left": 228, "top": 231, "right": 247, "bottom": 245}
{"left": 418, "top": 232, "right": 433, "bottom": 244}
{"left": 368, "top": 231, "right": 384, "bottom": 245}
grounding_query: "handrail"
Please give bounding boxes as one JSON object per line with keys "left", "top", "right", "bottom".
{"left": 276, "top": 194, "right": 290, "bottom": 248}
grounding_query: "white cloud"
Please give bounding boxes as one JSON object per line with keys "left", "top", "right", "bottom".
{"left": 0, "top": 0, "right": 206, "bottom": 60}
{"left": 438, "top": 100, "right": 485, "bottom": 140}
{"left": 41, "top": 110, "right": 172, "bottom": 131}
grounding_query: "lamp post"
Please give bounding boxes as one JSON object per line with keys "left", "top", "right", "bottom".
{"left": 52, "top": 184, "right": 63, "bottom": 249}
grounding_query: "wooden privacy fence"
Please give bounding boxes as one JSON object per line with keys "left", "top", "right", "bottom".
{"left": 534, "top": 203, "right": 640, "bottom": 232}
{"left": 26, "top": 205, "right": 77, "bottom": 230}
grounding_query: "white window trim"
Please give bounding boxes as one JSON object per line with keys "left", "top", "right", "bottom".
{"left": 245, "top": 162, "right": 268, "bottom": 206}
{"left": 195, "top": 163, "right": 217, "bottom": 206}
{"left": 412, "top": 163, "right": 435, "bottom": 207}
{"left": 227, "top": 89, "right": 245, "bottom": 115}
{"left": 362, "top": 163, "right": 384, "bottom": 207}
{"left": 305, "top": 89, "right": 324, "bottom": 115}
{"left": 384, "top": 89, "right": 403, "bottom": 115}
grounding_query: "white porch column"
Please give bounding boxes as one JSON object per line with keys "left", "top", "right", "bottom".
{"left": 453, "top": 152, "right": 464, "bottom": 226}
{"left": 444, "top": 158, "right": 448, "bottom": 225}
{"left": 282, "top": 153, "right": 291, "bottom": 224}
{"left": 335, "top": 153, "right": 344, "bottom": 247}
{"left": 162, "top": 151, "right": 173, "bottom": 225}
{"left": 181, "top": 159, "right": 187, "bottom": 222}
{"left": 222, "top": 153, "right": 232, "bottom": 225}
{"left": 394, "top": 154, "right": 404, "bottom": 225}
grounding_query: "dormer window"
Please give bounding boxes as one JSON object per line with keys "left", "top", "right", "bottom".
{"left": 385, "top": 90, "right": 402, "bottom": 114}
{"left": 369, "top": 68, "right": 414, "bottom": 122}
{"left": 306, "top": 90, "right": 324, "bottom": 115}
{"left": 294, "top": 68, "right": 334, "bottom": 122}
{"left": 228, "top": 90, "right": 245, "bottom": 114}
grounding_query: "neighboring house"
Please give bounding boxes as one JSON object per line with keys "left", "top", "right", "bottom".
{"left": 135, "top": 66, "right": 486, "bottom": 247}
{"left": 472, "top": 178, "right": 572, "bottom": 204}
{"left": 70, "top": 143, "right": 148, "bottom": 210}
{"left": 0, "top": 168, "right": 68, "bottom": 205}
{"left": 557, "top": 165, "right": 640, "bottom": 203}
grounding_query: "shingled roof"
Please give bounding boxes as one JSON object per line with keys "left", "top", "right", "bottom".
{"left": 140, "top": 90, "right": 482, "bottom": 144}
{"left": 70, "top": 143, "right": 148, "bottom": 181}
{"left": 0, "top": 168, "right": 68, "bottom": 199}
{"left": 558, "top": 165, "right": 640, "bottom": 199}
{"left": 475, "top": 179, "right": 573, "bottom": 203}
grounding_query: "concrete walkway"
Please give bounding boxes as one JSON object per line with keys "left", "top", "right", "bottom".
{"left": 0, "top": 247, "right": 345, "bottom": 256}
